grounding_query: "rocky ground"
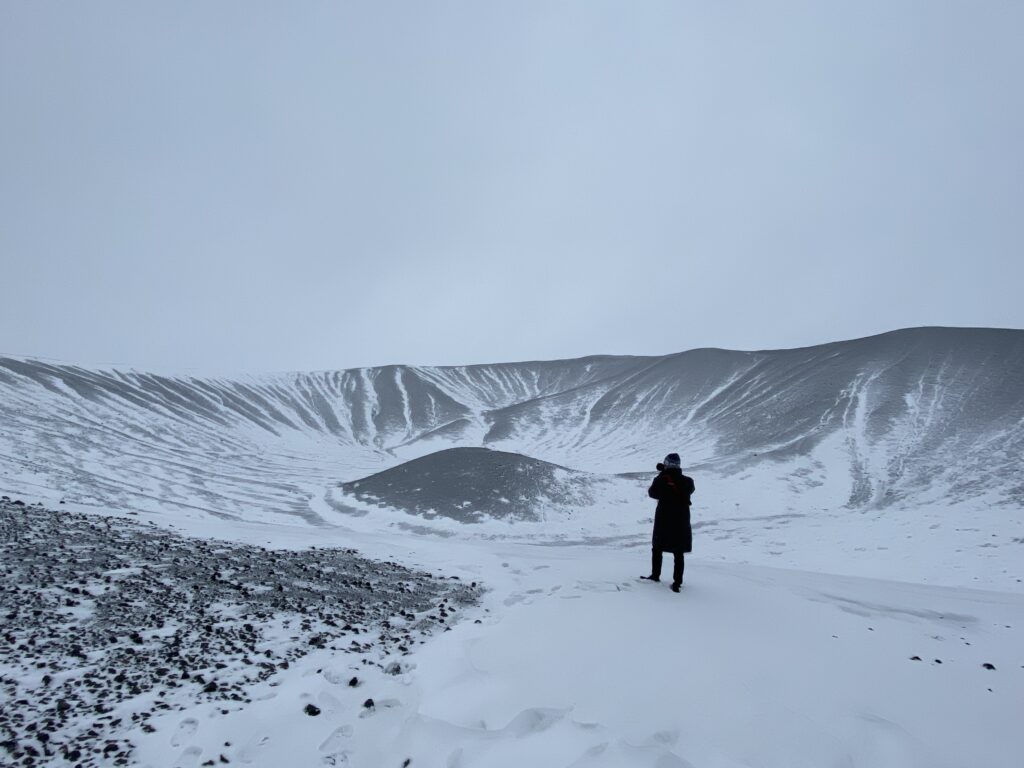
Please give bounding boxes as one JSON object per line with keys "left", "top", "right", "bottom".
{"left": 0, "top": 498, "right": 480, "bottom": 767}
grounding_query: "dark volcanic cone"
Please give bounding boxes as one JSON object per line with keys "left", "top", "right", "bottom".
{"left": 341, "top": 447, "right": 598, "bottom": 522}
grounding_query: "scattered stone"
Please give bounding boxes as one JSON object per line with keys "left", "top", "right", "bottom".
{"left": 304, "top": 704, "right": 321, "bottom": 716}
{"left": 0, "top": 500, "right": 481, "bottom": 766}
{"left": 982, "top": 663, "right": 996, "bottom": 670}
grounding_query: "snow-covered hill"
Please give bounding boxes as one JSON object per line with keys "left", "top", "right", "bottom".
{"left": 2, "top": 327, "right": 1021, "bottom": 526}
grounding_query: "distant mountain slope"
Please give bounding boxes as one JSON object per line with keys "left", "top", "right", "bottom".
{"left": 0, "top": 327, "right": 1021, "bottom": 523}
{"left": 476, "top": 327, "right": 1024, "bottom": 509}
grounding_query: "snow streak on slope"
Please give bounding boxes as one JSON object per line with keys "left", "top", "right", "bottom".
{"left": 1, "top": 328, "right": 1022, "bottom": 528}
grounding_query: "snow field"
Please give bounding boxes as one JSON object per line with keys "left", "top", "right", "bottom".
{"left": 122, "top": 519, "right": 1024, "bottom": 768}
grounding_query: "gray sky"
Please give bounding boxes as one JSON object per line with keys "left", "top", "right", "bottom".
{"left": 2, "top": 1, "right": 1022, "bottom": 373}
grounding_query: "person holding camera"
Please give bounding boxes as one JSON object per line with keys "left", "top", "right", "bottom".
{"left": 641, "top": 452, "right": 695, "bottom": 592}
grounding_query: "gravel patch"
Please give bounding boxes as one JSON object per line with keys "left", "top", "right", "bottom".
{"left": 0, "top": 498, "right": 479, "bottom": 767}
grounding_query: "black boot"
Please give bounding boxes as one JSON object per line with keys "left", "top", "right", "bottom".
{"left": 670, "top": 552, "right": 684, "bottom": 592}
{"left": 645, "top": 548, "right": 663, "bottom": 582}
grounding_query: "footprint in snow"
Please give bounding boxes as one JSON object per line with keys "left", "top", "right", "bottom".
{"left": 237, "top": 735, "right": 271, "bottom": 765}
{"left": 643, "top": 730, "right": 681, "bottom": 747}
{"left": 318, "top": 691, "right": 343, "bottom": 711}
{"left": 573, "top": 580, "right": 633, "bottom": 593}
{"left": 319, "top": 724, "right": 354, "bottom": 753}
{"left": 504, "top": 707, "right": 567, "bottom": 736}
{"left": 173, "top": 745, "right": 203, "bottom": 768}
{"left": 171, "top": 717, "right": 199, "bottom": 747}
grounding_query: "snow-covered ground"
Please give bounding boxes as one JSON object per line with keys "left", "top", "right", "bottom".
{"left": 113, "top": 508, "right": 1023, "bottom": 768}
{"left": 0, "top": 492, "right": 1007, "bottom": 768}
{"left": 2, "top": 329, "right": 1023, "bottom": 766}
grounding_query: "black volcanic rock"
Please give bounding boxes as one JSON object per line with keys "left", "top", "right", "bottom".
{"left": 0, "top": 501, "right": 480, "bottom": 767}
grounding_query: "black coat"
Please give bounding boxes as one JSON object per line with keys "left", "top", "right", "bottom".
{"left": 648, "top": 468, "right": 695, "bottom": 553}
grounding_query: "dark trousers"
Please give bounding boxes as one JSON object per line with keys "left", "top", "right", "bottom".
{"left": 652, "top": 548, "right": 684, "bottom": 586}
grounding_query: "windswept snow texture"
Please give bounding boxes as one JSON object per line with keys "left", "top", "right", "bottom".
{"left": 341, "top": 447, "right": 603, "bottom": 522}
{"left": 1, "top": 327, "right": 1023, "bottom": 525}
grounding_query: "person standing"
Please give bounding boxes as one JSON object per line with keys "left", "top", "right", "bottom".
{"left": 642, "top": 453, "right": 695, "bottom": 592}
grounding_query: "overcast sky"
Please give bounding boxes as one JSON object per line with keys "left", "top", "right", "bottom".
{"left": 2, "top": 2, "right": 1022, "bottom": 373}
